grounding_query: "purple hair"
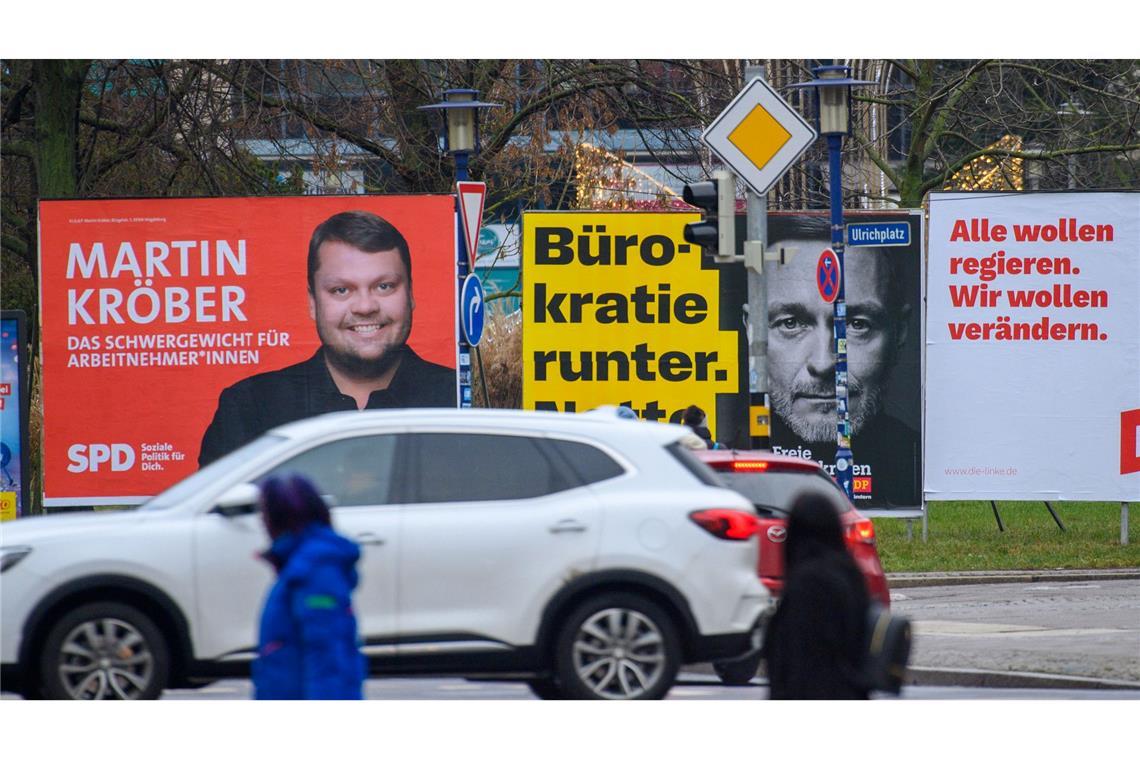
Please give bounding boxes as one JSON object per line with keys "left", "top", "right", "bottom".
{"left": 259, "top": 474, "right": 332, "bottom": 540}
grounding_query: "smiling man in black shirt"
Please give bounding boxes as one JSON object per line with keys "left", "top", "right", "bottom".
{"left": 198, "top": 210, "right": 456, "bottom": 466}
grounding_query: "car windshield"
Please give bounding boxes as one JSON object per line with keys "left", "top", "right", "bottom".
{"left": 138, "top": 435, "right": 288, "bottom": 511}
{"left": 716, "top": 469, "right": 852, "bottom": 515}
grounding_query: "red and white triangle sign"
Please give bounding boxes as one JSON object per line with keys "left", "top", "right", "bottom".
{"left": 456, "top": 181, "right": 486, "bottom": 269}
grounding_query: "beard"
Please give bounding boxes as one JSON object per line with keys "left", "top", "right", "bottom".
{"left": 322, "top": 341, "right": 406, "bottom": 380}
{"left": 770, "top": 377, "right": 884, "bottom": 443}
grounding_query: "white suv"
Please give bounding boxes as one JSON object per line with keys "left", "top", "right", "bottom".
{"left": 1, "top": 408, "right": 770, "bottom": 700}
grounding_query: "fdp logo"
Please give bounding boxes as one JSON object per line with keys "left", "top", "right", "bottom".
{"left": 853, "top": 477, "right": 873, "bottom": 494}
{"left": 67, "top": 443, "right": 136, "bottom": 473}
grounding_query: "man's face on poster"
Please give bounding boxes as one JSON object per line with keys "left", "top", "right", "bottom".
{"left": 766, "top": 242, "right": 906, "bottom": 443}
{"left": 308, "top": 240, "right": 415, "bottom": 378}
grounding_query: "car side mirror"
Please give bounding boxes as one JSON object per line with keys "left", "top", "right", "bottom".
{"left": 212, "top": 482, "right": 261, "bottom": 518}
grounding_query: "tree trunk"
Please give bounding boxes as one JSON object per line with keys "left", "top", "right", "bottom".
{"left": 32, "top": 60, "right": 89, "bottom": 199}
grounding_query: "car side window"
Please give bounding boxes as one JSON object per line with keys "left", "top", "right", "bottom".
{"left": 407, "top": 433, "right": 575, "bottom": 503}
{"left": 544, "top": 438, "right": 625, "bottom": 485}
{"left": 257, "top": 434, "right": 400, "bottom": 508}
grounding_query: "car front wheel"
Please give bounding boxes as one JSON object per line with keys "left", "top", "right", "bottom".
{"left": 38, "top": 602, "right": 170, "bottom": 700}
{"left": 554, "top": 592, "right": 680, "bottom": 700}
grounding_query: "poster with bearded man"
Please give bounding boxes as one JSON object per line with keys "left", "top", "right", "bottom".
{"left": 764, "top": 211, "right": 923, "bottom": 508}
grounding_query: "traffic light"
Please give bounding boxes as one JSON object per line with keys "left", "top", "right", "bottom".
{"left": 682, "top": 169, "right": 736, "bottom": 263}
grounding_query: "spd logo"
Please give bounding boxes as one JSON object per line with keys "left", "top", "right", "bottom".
{"left": 67, "top": 443, "right": 136, "bottom": 473}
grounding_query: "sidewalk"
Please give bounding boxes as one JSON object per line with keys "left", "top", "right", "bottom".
{"left": 687, "top": 568, "right": 1140, "bottom": 691}
{"left": 890, "top": 568, "right": 1140, "bottom": 690}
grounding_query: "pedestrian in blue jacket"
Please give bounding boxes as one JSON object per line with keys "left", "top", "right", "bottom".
{"left": 252, "top": 474, "right": 366, "bottom": 700}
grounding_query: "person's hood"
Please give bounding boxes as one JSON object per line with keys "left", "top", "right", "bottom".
{"left": 784, "top": 495, "right": 846, "bottom": 571}
{"left": 269, "top": 524, "right": 361, "bottom": 589}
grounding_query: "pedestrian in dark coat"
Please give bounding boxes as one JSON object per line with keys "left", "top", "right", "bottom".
{"left": 252, "top": 474, "right": 367, "bottom": 700}
{"left": 761, "top": 491, "right": 870, "bottom": 699}
{"left": 681, "top": 405, "right": 719, "bottom": 449}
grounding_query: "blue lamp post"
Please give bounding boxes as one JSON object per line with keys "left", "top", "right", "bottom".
{"left": 790, "top": 65, "right": 874, "bottom": 499}
{"left": 419, "top": 89, "right": 500, "bottom": 408}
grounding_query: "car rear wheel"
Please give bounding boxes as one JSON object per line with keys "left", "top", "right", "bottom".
{"left": 713, "top": 651, "right": 762, "bottom": 686}
{"left": 38, "top": 602, "right": 170, "bottom": 700}
{"left": 554, "top": 592, "right": 680, "bottom": 700}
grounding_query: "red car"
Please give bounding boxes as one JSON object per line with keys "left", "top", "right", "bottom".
{"left": 693, "top": 449, "right": 891, "bottom": 684}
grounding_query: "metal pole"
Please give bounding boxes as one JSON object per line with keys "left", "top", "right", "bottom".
{"left": 745, "top": 64, "right": 770, "bottom": 450}
{"left": 922, "top": 504, "right": 928, "bottom": 543}
{"left": 1123, "top": 502, "right": 1130, "bottom": 546}
{"left": 829, "top": 133, "right": 853, "bottom": 498}
{"left": 454, "top": 150, "right": 473, "bottom": 408}
{"left": 1043, "top": 501, "right": 1066, "bottom": 532}
{"left": 990, "top": 501, "right": 1005, "bottom": 532}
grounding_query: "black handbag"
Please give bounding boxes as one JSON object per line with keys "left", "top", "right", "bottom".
{"left": 864, "top": 603, "right": 912, "bottom": 694}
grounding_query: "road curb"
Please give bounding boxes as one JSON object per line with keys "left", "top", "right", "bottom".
{"left": 887, "top": 568, "right": 1140, "bottom": 589}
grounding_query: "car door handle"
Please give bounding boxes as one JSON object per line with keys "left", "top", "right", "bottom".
{"left": 548, "top": 519, "right": 587, "bottom": 534}
{"left": 354, "top": 532, "right": 387, "bottom": 546}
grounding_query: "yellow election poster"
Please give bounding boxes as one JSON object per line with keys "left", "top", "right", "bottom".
{"left": 522, "top": 211, "right": 738, "bottom": 435}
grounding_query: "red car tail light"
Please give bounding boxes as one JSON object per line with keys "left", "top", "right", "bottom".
{"left": 730, "top": 461, "right": 769, "bottom": 472}
{"left": 845, "top": 517, "right": 877, "bottom": 545}
{"left": 689, "top": 509, "right": 760, "bottom": 541}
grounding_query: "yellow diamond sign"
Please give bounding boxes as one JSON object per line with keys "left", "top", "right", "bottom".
{"left": 727, "top": 105, "right": 792, "bottom": 168}
{"left": 702, "top": 77, "right": 817, "bottom": 195}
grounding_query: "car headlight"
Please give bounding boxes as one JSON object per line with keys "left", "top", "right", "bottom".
{"left": 0, "top": 546, "right": 33, "bottom": 573}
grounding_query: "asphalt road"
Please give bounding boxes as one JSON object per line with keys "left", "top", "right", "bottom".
{"left": 5, "top": 575, "right": 1138, "bottom": 700}
{"left": 157, "top": 674, "right": 1140, "bottom": 700}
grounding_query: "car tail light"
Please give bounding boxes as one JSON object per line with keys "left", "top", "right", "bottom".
{"left": 845, "top": 517, "right": 876, "bottom": 545}
{"left": 730, "top": 460, "right": 769, "bottom": 472}
{"left": 689, "top": 509, "right": 760, "bottom": 541}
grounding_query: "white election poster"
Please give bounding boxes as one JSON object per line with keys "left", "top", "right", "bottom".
{"left": 925, "top": 192, "right": 1140, "bottom": 501}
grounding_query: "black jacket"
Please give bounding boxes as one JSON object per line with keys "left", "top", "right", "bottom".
{"left": 762, "top": 496, "right": 870, "bottom": 699}
{"left": 198, "top": 347, "right": 455, "bottom": 466}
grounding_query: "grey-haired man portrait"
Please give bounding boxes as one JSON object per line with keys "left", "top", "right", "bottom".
{"left": 765, "top": 214, "right": 921, "bottom": 506}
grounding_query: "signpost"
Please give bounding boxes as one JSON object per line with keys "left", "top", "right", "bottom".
{"left": 699, "top": 73, "right": 818, "bottom": 450}
{"left": 457, "top": 181, "right": 487, "bottom": 269}
{"left": 816, "top": 248, "right": 840, "bottom": 304}
{"left": 847, "top": 221, "right": 911, "bottom": 247}
{"left": 700, "top": 77, "right": 818, "bottom": 196}
{"left": 460, "top": 273, "right": 485, "bottom": 347}
{"left": 456, "top": 181, "right": 489, "bottom": 408}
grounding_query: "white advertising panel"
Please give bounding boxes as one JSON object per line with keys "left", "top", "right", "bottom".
{"left": 925, "top": 192, "right": 1140, "bottom": 501}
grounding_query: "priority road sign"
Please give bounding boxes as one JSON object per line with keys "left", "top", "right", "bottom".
{"left": 817, "top": 248, "right": 840, "bottom": 304}
{"left": 701, "top": 77, "right": 818, "bottom": 196}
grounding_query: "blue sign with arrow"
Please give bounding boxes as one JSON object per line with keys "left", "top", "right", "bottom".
{"left": 461, "top": 273, "right": 485, "bottom": 347}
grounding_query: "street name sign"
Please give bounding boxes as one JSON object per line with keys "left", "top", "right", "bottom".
{"left": 701, "top": 77, "right": 818, "bottom": 195}
{"left": 847, "top": 221, "right": 911, "bottom": 247}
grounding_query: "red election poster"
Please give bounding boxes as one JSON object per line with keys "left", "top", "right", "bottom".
{"left": 39, "top": 196, "right": 458, "bottom": 505}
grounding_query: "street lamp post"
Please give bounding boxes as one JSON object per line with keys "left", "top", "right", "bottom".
{"left": 419, "top": 89, "right": 500, "bottom": 408}
{"left": 790, "top": 65, "right": 874, "bottom": 499}
{"left": 1056, "top": 100, "right": 1092, "bottom": 190}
